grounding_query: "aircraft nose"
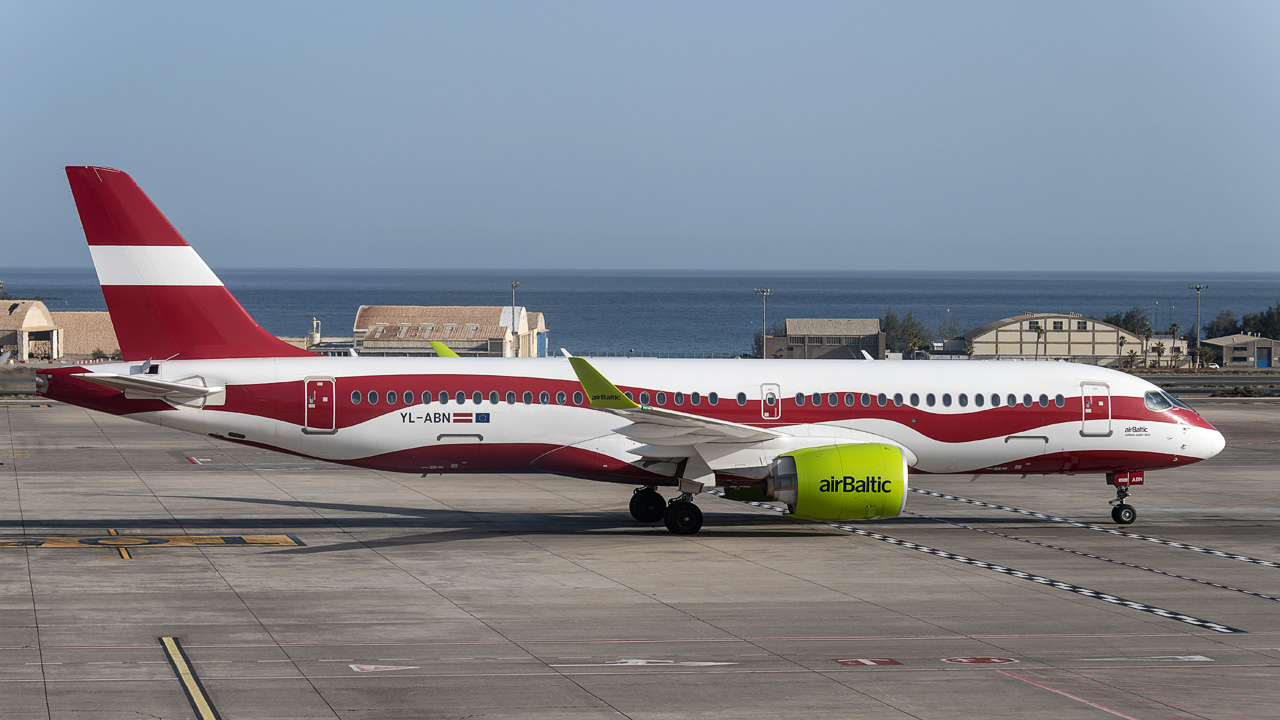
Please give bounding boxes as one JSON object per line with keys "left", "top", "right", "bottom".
{"left": 1206, "top": 428, "right": 1226, "bottom": 459}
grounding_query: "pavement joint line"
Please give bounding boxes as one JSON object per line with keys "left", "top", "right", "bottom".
{"left": 911, "top": 487, "right": 1280, "bottom": 569}
{"left": 159, "top": 637, "right": 222, "bottom": 720}
{"left": 903, "top": 510, "right": 1280, "bottom": 604}
{"left": 712, "top": 491, "right": 1246, "bottom": 634}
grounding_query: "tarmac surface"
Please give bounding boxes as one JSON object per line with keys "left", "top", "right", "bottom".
{"left": 2, "top": 398, "right": 1279, "bottom": 719}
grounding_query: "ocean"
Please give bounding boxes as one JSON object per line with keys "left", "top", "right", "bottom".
{"left": 4, "top": 268, "right": 1278, "bottom": 357}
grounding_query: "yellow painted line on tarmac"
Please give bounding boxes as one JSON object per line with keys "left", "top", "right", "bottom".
{"left": 106, "top": 525, "right": 130, "bottom": 558}
{"left": 160, "top": 636, "right": 222, "bottom": 720}
{"left": 0, "top": 534, "right": 304, "bottom": 548}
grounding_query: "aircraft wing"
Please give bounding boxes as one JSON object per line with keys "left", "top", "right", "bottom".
{"left": 567, "top": 356, "right": 780, "bottom": 445}
{"left": 76, "top": 373, "right": 222, "bottom": 398}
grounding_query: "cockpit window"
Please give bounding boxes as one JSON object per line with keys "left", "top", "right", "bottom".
{"left": 1163, "top": 390, "right": 1192, "bottom": 411}
{"left": 1144, "top": 391, "right": 1173, "bottom": 412}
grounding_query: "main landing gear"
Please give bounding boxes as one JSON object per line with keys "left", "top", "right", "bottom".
{"left": 628, "top": 487, "right": 704, "bottom": 535}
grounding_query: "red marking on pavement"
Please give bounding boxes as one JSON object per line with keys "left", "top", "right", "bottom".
{"left": 999, "top": 671, "right": 1141, "bottom": 720}
{"left": 833, "top": 658, "right": 901, "bottom": 666}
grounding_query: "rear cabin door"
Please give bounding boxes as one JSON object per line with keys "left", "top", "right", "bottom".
{"left": 761, "top": 383, "right": 782, "bottom": 420}
{"left": 304, "top": 377, "right": 337, "bottom": 434}
{"left": 1080, "top": 382, "right": 1111, "bottom": 437}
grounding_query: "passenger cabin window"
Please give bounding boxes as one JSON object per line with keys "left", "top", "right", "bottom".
{"left": 1022, "top": 394, "right": 1033, "bottom": 407}
{"left": 691, "top": 392, "right": 701, "bottom": 406}
{"left": 926, "top": 393, "right": 936, "bottom": 407}
{"left": 1054, "top": 394, "right": 1065, "bottom": 407}
{"left": 523, "top": 391, "right": 533, "bottom": 404}
{"left": 556, "top": 391, "right": 566, "bottom": 404}
{"left": 811, "top": 393, "right": 822, "bottom": 406}
{"left": 657, "top": 392, "right": 667, "bottom": 405}
{"left": 640, "top": 392, "right": 650, "bottom": 405}
{"left": 942, "top": 393, "right": 952, "bottom": 407}
{"left": 472, "top": 391, "right": 482, "bottom": 404}
{"left": 350, "top": 390, "right": 361, "bottom": 405}
{"left": 455, "top": 391, "right": 465, "bottom": 404}
{"left": 440, "top": 392, "right": 449, "bottom": 405}
{"left": 958, "top": 394, "right": 968, "bottom": 407}
{"left": 506, "top": 391, "right": 516, "bottom": 404}
{"left": 737, "top": 392, "right": 747, "bottom": 406}
{"left": 893, "top": 393, "right": 903, "bottom": 407}
{"left": 796, "top": 393, "right": 806, "bottom": 406}
{"left": 1038, "top": 394, "right": 1049, "bottom": 407}
{"left": 540, "top": 391, "right": 551, "bottom": 403}
{"left": 877, "top": 393, "right": 887, "bottom": 407}
{"left": 423, "top": 391, "right": 433, "bottom": 404}
{"left": 974, "top": 394, "right": 984, "bottom": 407}
{"left": 990, "top": 393, "right": 999, "bottom": 407}
{"left": 828, "top": 393, "right": 838, "bottom": 406}
{"left": 573, "top": 391, "right": 584, "bottom": 405}
{"left": 1007, "top": 393, "right": 1017, "bottom": 407}
{"left": 709, "top": 393, "right": 719, "bottom": 405}
{"left": 387, "top": 391, "right": 398, "bottom": 404}
{"left": 845, "top": 393, "right": 855, "bottom": 407}
{"left": 404, "top": 391, "right": 414, "bottom": 405}
{"left": 861, "top": 393, "right": 871, "bottom": 407}
{"left": 674, "top": 392, "right": 685, "bottom": 406}
{"left": 489, "top": 391, "right": 499, "bottom": 404}
{"left": 367, "top": 391, "right": 379, "bottom": 405}
{"left": 910, "top": 393, "right": 919, "bottom": 407}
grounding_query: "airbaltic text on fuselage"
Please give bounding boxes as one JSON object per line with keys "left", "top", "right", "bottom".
{"left": 820, "top": 476, "right": 893, "bottom": 493}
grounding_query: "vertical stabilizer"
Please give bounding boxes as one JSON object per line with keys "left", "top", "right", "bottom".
{"left": 65, "top": 166, "right": 312, "bottom": 361}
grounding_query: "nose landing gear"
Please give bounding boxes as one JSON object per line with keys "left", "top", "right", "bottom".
{"left": 1106, "top": 471, "right": 1143, "bottom": 525}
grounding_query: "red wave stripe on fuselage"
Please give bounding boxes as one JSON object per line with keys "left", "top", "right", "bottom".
{"left": 197, "top": 373, "right": 1195, "bottom": 444}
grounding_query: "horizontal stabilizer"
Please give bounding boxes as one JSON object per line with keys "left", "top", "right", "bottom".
{"left": 77, "top": 373, "right": 222, "bottom": 398}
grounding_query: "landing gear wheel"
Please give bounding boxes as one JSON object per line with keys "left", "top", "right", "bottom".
{"left": 1111, "top": 503, "right": 1136, "bottom": 525}
{"left": 629, "top": 487, "right": 666, "bottom": 523}
{"left": 663, "top": 501, "right": 703, "bottom": 535}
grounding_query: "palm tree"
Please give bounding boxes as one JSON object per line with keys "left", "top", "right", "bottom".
{"left": 1170, "top": 348, "right": 1182, "bottom": 369}
{"left": 1143, "top": 327, "right": 1153, "bottom": 367}
{"left": 1118, "top": 335, "right": 1127, "bottom": 357}
{"left": 1197, "top": 345, "right": 1215, "bottom": 369}
{"left": 1126, "top": 349, "right": 1139, "bottom": 369}
{"left": 964, "top": 340, "right": 975, "bottom": 359}
{"left": 1035, "top": 326, "right": 1046, "bottom": 360}
{"left": 1154, "top": 341, "right": 1166, "bottom": 369}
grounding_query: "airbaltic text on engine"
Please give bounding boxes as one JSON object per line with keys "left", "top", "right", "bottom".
{"left": 819, "top": 476, "right": 892, "bottom": 493}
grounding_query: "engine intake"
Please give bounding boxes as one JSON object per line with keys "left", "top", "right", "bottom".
{"left": 765, "top": 443, "right": 908, "bottom": 521}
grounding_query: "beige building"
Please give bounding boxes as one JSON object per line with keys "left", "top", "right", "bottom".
{"left": 1, "top": 300, "right": 62, "bottom": 361}
{"left": 964, "top": 313, "right": 1151, "bottom": 367}
{"left": 353, "top": 305, "right": 549, "bottom": 358}
{"left": 1203, "top": 333, "right": 1278, "bottom": 368}
{"left": 50, "top": 311, "right": 119, "bottom": 359}
{"left": 764, "top": 318, "right": 885, "bottom": 359}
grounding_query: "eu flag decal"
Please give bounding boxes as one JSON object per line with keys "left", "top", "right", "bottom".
{"left": 476, "top": 413, "right": 491, "bottom": 424}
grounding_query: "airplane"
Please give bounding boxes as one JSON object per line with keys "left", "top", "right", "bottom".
{"left": 35, "top": 166, "right": 1226, "bottom": 535}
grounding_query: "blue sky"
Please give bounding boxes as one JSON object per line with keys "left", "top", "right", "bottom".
{"left": 3, "top": 2, "right": 1279, "bottom": 270}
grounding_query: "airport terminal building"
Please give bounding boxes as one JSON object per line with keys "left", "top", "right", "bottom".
{"left": 962, "top": 312, "right": 1152, "bottom": 366}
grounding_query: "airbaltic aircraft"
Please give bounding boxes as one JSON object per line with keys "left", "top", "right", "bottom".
{"left": 37, "top": 167, "right": 1226, "bottom": 534}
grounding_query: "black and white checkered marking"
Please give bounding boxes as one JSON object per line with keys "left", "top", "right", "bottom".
{"left": 907, "top": 510, "right": 1280, "bottom": 604}
{"left": 712, "top": 491, "right": 1245, "bottom": 634}
{"left": 911, "top": 488, "right": 1280, "bottom": 570}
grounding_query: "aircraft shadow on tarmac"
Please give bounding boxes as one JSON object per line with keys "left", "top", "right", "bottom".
{"left": 1, "top": 494, "right": 1049, "bottom": 553}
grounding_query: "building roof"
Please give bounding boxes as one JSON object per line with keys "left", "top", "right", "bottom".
{"left": 354, "top": 306, "right": 516, "bottom": 343}
{"left": 784, "top": 318, "right": 880, "bottom": 336}
{"left": 0, "top": 300, "right": 57, "bottom": 332}
{"left": 526, "top": 312, "right": 546, "bottom": 332}
{"left": 963, "top": 312, "right": 1134, "bottom": 340}
{"left": 1203, "top": 333, "right": 1279, "bottom": 346}
{"left": 50, "top": 311, "right": 119, "bottom": 356}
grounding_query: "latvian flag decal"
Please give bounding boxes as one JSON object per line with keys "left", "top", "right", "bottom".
{"left": 455, "top": 413, "right": 491, "bottom": 424}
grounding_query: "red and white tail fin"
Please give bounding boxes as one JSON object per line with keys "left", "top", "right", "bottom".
{"left": 65, "top": 166, "right": 312, "bottom": 361}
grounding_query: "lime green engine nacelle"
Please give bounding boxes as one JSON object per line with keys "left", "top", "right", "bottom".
{"left": 764, "top": 443, "right": 908, "bottom": 522}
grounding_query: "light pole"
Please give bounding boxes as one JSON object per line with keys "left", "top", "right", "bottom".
{"left": 1189, "top": 284, "right": 1207, "bottom": 349}
{"left": 754, "top": 288, "right": 772, "bottom": 358}
{"left": 511, "top": 281, "right": 520, "bottom": 357}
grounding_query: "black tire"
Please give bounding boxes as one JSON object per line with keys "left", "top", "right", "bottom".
{"left": 629, "top": 489, "right": 666, "bottom": 523}
{"left": 663, "top": 501, "right": 704, "bottom": 535}
{"left": 1112, "top": 504, "right": 1137, "bottom": 525}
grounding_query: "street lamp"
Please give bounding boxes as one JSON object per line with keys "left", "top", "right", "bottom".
{"left": 754, "top": 288, "right": 772, "bottom": 358}
{"left": 1189, "top": 284, "right": 1207, "bottom": 349}
{"left": 511, "top": 281, "right": 520, "bottom": 357}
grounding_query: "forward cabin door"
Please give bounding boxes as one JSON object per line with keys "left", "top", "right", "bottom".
{"left": 304, "top": 377, "right": 337, "bottom": 434}
{"left": 1080, "top": 382, "right": 1111, "bottom": 437}
{"left": 761, "top": 383, "right": 782, "bottom": 420}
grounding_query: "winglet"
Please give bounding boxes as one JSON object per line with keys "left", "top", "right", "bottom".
{"left": 567, "top": 357, "right": 639, "bottom": 409}
{"left": 430, "top": 341, "right": 460, "bottom": 358}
